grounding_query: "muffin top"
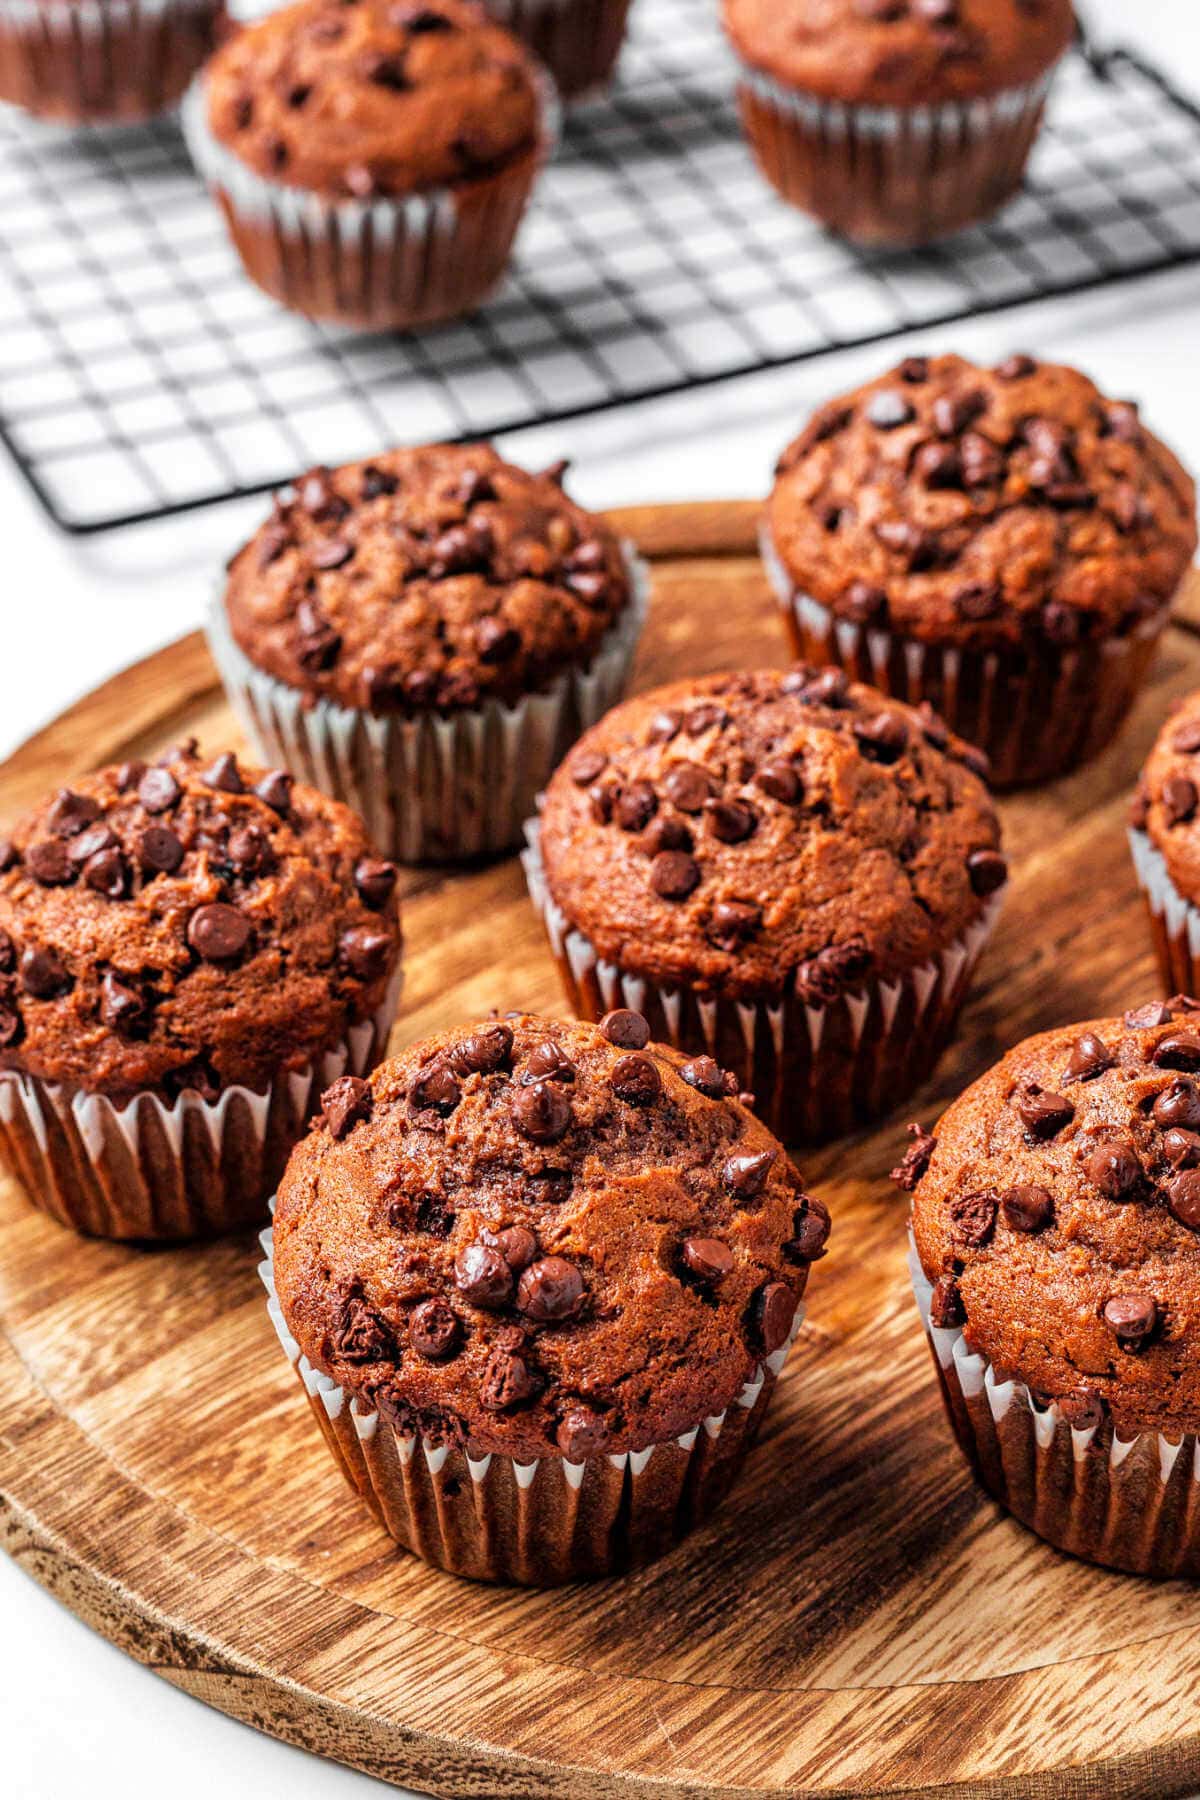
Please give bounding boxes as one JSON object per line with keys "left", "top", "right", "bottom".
{"left": 1131, "top": 690, "right": 1200, "bottom": 904}
{"left": 0, "top": 743, "right": 401, "bottom": 1103}
{"left": 535, "top": 667, "right": 1004, "bottom": 1005}
{"left": 769, "top": 353, "right": 1197, "bottom": 651}
{"left": 222, "top": 444, "right": 633, "bottom": 716}
{"left": 903, "top": 999, "right": 1200, "bottom": 1437}
{"left": 722, "top": 0, "right": 1075, "bottom": 108}
{"left": 204, "top": 0, "right": 543, "bottom": 199}
{"left": 273, "top": 1011, "right": 824, "bottom": 1460}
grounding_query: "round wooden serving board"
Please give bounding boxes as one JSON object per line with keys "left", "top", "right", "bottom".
{"left": 4, "top": 501, "right": 1200, "bottom": 1800}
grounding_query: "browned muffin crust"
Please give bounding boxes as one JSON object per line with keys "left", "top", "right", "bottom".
{"left": 769, "top": 353, "right": 1197, "bottom": 651}
{"left": 722, "top": 0, "right": 1075, "bottom": 109}
{"left": 204, "top": 0, "right": 543, "bottom": 199}
{"left": 536, "top": 667, "right": 1003, "bottom": 1004}
{"left": 0, "top": 743, "right": 401, "bottom": 1102}
{"left": 905, "top": 999, "right": 1200, "bottom": 1437}
{"left": 274, "top": 1011, "right": 824, "bottom": 1460}
{"left": 223, "top": 445, "right": 632, "bottom": 716}
{"left": 1132, "top": 689, "right": 1200, "bottom": 903}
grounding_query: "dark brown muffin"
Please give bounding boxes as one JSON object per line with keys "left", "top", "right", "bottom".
{"left": 0, "top": 0, "right": 224, "bottom": 125}
{"left": 482, "top": 0, "right": 633, "bottom": 102}
{"left": 527, "top": 666, "right": 1005, "bottom": 1144}
{"left": 0, "top": 742, "right": 402, "bottom": 1239}
{"left": 903, "top": 999, "right": 1200, "bottom": 1575}
{"left": 1130, "top": 690, "right": 1200, "bottom": 997}
{"left": 767, "top": 354, "right": 1197, "bottom": 786}
{"left": 722, "top": 0, "right": 1075, "bottom": 243}
{"left": 210, "top": 446, "right": 645, "bottom": 863}
{"left": 270, "top": 1010, "right": 824, "bottom": 1580}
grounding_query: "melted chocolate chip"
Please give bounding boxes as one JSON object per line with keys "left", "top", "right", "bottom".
{"left": 1016, "top": 1088, "right": 1074, "bottom": 1139}
{"left": 46, "top": 789, "right": 101, "bottom": 838}
{"left": 948, "top": 1189, "right": 997, "bottom": 1247}
{"left": 517, "top": 1256, "right": 584, "bottom": 1322}
{"left": 705, "top": 798, "right": 757, "bottom": 843}
{"left": 1153, "top": 1033, "right": 1200, "bottom": 1072}
{"left": 98, "top": 971, "right": 149, "bottom": 1035}
{"left": 322, "top": 1074, "right": 372, "bottom": 1139}
{"left": 480, "top": 1342, "right": 539, "bottom": 1411}
{"left": 1000, "top": 1184, "right": 1053, "bottom": 1232}
{"left": 723, "top": 1149, "right": 776, "bottom": 1200}
{"left": 750, "top": 1280, "right": 794, "bottom": 1354}
{"left": 788, "top": 1194, "right": 831, "bottom": 1260}
{"left": 755, "top": 758, "right": 802, "bottom": 805}
{"left": 522, "top": 1038, "right": 575, "bottom": 1083}
{"left": 1162, "top": 774, "right": 1198, "bottom": 826}
{"left": 890, "top": 1123, "right": 936, "bottom": 1191}
{"left": 610, "top": 1053, "right": 662, "bottom": 1105}
{"left": 409, "top": 1299, "right": 461, "bottom": 1362}
{"left": 1064, "top": 1032, "right": 1112, "bottom": 1082}
{"left": 681, "top": 1236, "right": 733, "bottom": 1282}
{"left": 679, "top": 1055, "right": 729, "bottom": 1100}
{"left": 600, "top": 1008, "right": 649, "bottom": 1049}
{"left": 452, "top": 1023, "right": 514, "bottom": 1075}
{"left": 511, "top": 1080, "right": 571, "bottom": 1142}
{"left": 663, "top": 764, "right": 714, "bottom": 814}
{"left": 929, "top": 1274, "right": 965, "bottom": 1328}
{"left": 454, "top": 1243, "right": 513, "bottom": 1309}
{"left": 556, "top": 1407, "right": 608, "bottom": 1460}
{"left": 1083, "top": 1138, "right": 1142, "bottom": 1200}
{"left": 410, "top": 1059, "right": 460, "bottom": 1118}
{"left": 339, "top": 926, "right": 393, "bottom": 981}
{"left": 650, "top": 849, "right": 701, "bottom": 901}
{"left": 1167, "top": 1169, "right": 1200, "bottom": 1230}
{"left": 1102, "top": 1293, "right": 1157, "bottom": 1345}
{"left": 707, "top": 899, "right": 762, "bottom": 950}
{"left": 615, "top": 781, "right": 658, "bottom": 833}
{"left": 1153, "top": 1078, "right": 1200, "bottom": 1130}
{"left": 20, "top": 945, "right": 71, "bottom": 999}
{"left": 25, "top": 840, "right": 74, "bottom": 886}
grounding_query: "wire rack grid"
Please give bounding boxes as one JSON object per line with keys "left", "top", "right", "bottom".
{"left": 0, "top": 0, "right": 1198, "bottom": 532}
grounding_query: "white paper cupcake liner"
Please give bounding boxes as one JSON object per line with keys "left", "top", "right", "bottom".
{"left": 482, "top": 0, "right": 631, "bottom": 101}
{"left": 258, "top": 1206, "right": 803, "bottom": 1585}
{"left": 180, "top": 69, "right": 559, "bottom": 329}
{"left": 0, "top": 0, "right": 219, "bottom": 123}
{"left": 0, "top": 967, "right": 401, "bottom": 1241}
{"left": 206, "top": 547, "right": 648, "bottom": 865}
{"left": 909, "top": 1236, "right": 1200, "bottom": 1577}
{"left": 733, "top": 57, "right": 1060, "bottom": 244}
{"left": 522, "top": 814, "right": 1002, "bottom": 1146}
{"left": 1129, "top": 826, "right": 1200, "bottom": 998}
{"left": 762, "top": 523, "right": 1174, "bottom": 790}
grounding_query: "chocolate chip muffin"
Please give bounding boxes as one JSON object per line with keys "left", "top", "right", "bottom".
{"left": 766, "top": 353, "right": 1197, "bottom": 788}
{"left": 1130, "top": 690, "right": 1200, "bottom": 999}
{"left": 182, "top": 0, "right": 553, "bottom": 329}
{"left": 525, "top": 666, "right": 1005, "bottom": 1146}
{"left": 208, "top": 443, "right": 645, "bottom": 864}
{"left": 0, "top": 0, "right": 224, "bottom": 124}
{"left": 265, "top": 1009, "right": 823, "bottom": 1582}
{"left": 722, "top": 0, "right": 1074, "bottom": 244}
{"left": 0, "top": 743, "right": 402, "bottom": 1240}
{"left": 901, "top": 998, "right": 1200, "bottom": 1576}
{"left": 480, "top": 0, "right": 633, "bottom": 101}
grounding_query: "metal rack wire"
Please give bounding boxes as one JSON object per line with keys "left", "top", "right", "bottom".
{"left": 0, "top": 1, "right": 1197, "bottom": 532}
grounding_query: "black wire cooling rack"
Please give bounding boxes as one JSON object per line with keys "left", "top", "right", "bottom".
{"left": 0, "top": 3, "right": 1198, "bottom": 533}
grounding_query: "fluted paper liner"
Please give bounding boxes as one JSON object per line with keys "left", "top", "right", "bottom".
{"left": 733, "top": 59, "right": 1059, "bottom": 245}
{"left": 482, "top": 0, "right": 631, "bottom": 101}
{"left": 762, "top": 523, "right": 1174, "bottom": 790}
{"left": 523, "top": 814, "right": 1001, "bottom": 1146}
{"left": 259, "top": 1207, "right": 801, "bottom": 1585}
{"left": 207, "top": 548, "right": 648, "bottom": 865}
{"left": 910, "top": 1238, "right": 1200, "bottom": 1577}
{"left": 0, "top": 0, "right": 219, "bottom": 123}
{"left": 0, "top": 969, "right": 401, "bottom": 1240}
{"left": 1130, "top": 826, "right": 1200, "bottom": 999}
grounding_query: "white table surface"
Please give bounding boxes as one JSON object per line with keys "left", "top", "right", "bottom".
{"left": 4, "top": 2, "right": 1200, "bottom": 1795}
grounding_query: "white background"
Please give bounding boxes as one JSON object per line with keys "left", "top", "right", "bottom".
{"left": 3, "top": 1, "right": 1199, "bottom": 1795}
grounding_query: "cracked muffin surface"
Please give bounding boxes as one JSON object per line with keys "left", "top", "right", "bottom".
{"left": 905, "top": 999, "right": 1200, "bottom": 1437}
{"left": 273, "top": 1011, "right": 827, "bottom": 1460}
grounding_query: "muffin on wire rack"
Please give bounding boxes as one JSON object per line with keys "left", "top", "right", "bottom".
{"left": 481, "top": 0, "right": 633, "bottom": 101}
{"left": 0, "top": 0, "right": 225, "bottom": 125}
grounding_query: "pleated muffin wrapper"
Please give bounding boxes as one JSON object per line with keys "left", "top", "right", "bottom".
{"left": 909, "top": 1238, "right": 1200, "bottom": 1578}
{"left": 761, "top": 523, "right": 1175, "bottom": 791}
{"left": 732, "top": 58, "right": 1060, "bottom": 246}
{"left": 0, "top": 967, "right": 401, "bottom": 1242}
{"left": 522, "top": 815, "right": 1003, "bottom": 1147}
{"left": 0, "top": 0, "right": 221, "bottom": 124}
{"left": 206, "top": 547, "right": 648, "bottom": 866}
{"left": 1129, "top": 824, "right": 1200, "bottom": 998}
{"left": 180, "top": 68, "right": 559, "bottom": 330}
{"left": 481, "top": 0, "right": 631, "bottom": 102}
{"left": 258, "top": 1208, "right": 803, "bottom": 1585}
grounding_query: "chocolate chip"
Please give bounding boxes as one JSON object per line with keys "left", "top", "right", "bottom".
{"left": 722, "top": 1149, "right": 776, "bottom": 1199}
{"left": 755, "top": 759, "right": 802, "bottom": 805}
{"left": 339, "top": 926, "right": 392, "bottom": 981}
{"left": 511, "top": 1080, "right": 572, "bottom": 1142}
{"left": 0, "top": 1001, "right": 22, "bottom": 1047}
{"left": 227, "top": 824, "right": 273, "bottom": 877}
{"left": 854, "top": 711, "right": 908, "bottom": 764}
{"left": 187, "top": 903, "right": 250, "bottom": 962}
{"left": 1126, "top": 1001, "right": 1173, "bottom": 1029}
{"left": 487, "top": 1225, "right": 538, "bottom": 1271}
{"left": 960, "top": 432, "right": 1003, "bottom": 487}
{"left": 842, "top": 581, "right": 889, "bottom": 625}
{"left": 796, "top": 666, "right": 852, "bottom": 707}
{"left": 202, "top": 753, "right": 243, "bottom": 794}
{"left": 20, "top": 945, "right": 71, "bottom": 998}
{"left": 705, "top": 798, "right": 757, "bottom": 844}
{"left": 588, "top": 784, "right": 615, "bottom": 825}
{"left": 796, "top": 938, "right": 872, "bottom": 1004}
{"left": 115, "top": 761, "right": 145, "bottom": 793}
{"left": 1153, "top": 1033, "right": 1200, "bottom": 1071}
{"left": 1000, "top": 1184, "right": 1053, "bottom": 1232}
{"left": 615, "top": 781, "right": 658, "bottom": 832}
{"left": 707, "top": 899, "right": 762, "bottom": 949}
{"left": 932, "top": 390, "right": 986, "bottom": 438}
{"left": 681, "top": 1236, "right": 733, "bottom": 1282}
{"left": 322, "top": 1074, "right": 372, "bottom": 1139}
{"left": 929, "top": 1274, "right": 965, "bottom": 1328}
{"left": 962, "top": 852, "right": 1007, "bottom": 904}
{"left": 569, "top": 748, "right": 607, "bottom": 788}
{"left": 477, "top": 617, "right": 521, "bottom": 664}
{"left": 663, "top": 764, "right": 713, "bottom": 814}
{"left": 1102, "top": 1294, "right": 1157, "bottom": 1345}
{"left": 98, "top": 972, "right": 148, "bottom": 1034}
{"left": 995, "top": 353, "right": 1037, "bottom": 380}
{"left": 954, "top": 582, "right": 1002, "bottom": 622}
{"left": 255, "top": 771, "right": 293, "bottom": 815}
{"left": 556, "top": 1408, "right": 608, "bottom": 1460}
{"left": 25, "top": 840, "right": 73, "bottom": 886}
{"left": 523, "top": 1038, "right": 574, "bottom": 1083}
{"left": 641, "top": 815, "right": 693, "bottom": 857}
{"left": 1064, "top": 1031, "right": 1112, "bottom": 1082}
{"left": 1016, "top": 1088, "right": 1074, "bottom": 1140}
{"left": 1171, "top": 721, "right": 1200, "bottom": 756}
{"left": 948, "top": 1189, "right": 997, "bottom": 1247}
{"left": 1106, "top": 401, "right": 1142, "bottom": 443}
{"left": 1083, "top": 1138, "right": 1141, "bottom": 1200}
{"left": 455, "top": 1243, "right": 514, "bottom": 1309}
{"left": 898, "top": 355, "right": 929, "bottom": 383}
{"left": 679, "top": 1055, "right": 728, "bottom": 1099}
{"left": 1163, "top": 775, "right": 1198, "bottom": 826}
{"left": 890, "top": 1122, "right": 936, "bottom": 1191}
{"left": 452, "top": 1023, "right": 514, "bottom": 1075}
{"left": 914, "top": 442, "right": 963, "bottom": 490}
{"left": 650, "top": 850, "right": 701, "bottom": 901}
{"left": 82, "top": 846, "right": 129, "bottom": 900}
{"left": 647, "top": 709, "right": 682, "bottom": 746}
{"left": 866, "top": 390, "right": 914, "bottom": 430}
{"left": 296, "top": 599, "right": 341, "bottom": 672}
{"left": 410, "top": 1059, "right": 460, "bottom": 1117}
{"left": 0, "top": 929, "right": 13, "bottom": 973}
{"left": 47, "top": 789, "right": 101, "bottom": 838}
{"left": 610, "top": 1053, "right": 662, "bottom": 1105}
{"left": 1153, "top": 1078, "right": 1200, "bottom": 1130}
{"left": 409, "top": 1299, "right": 461, "bottom": 1362}
{"left": 683, "top": 704, "right": 727, "bottom": 737}
{"left": 600, "top": 1008, "right": 650, "bottom": 1049}
{"left": 750, "top": 1281, "right": 795, "bottom": 1354}
{"left": 330, "top": 1292, "right": 392, "bottom": 1364}
{"left": 480, "top": 1343, "right": 539, "bottom": 1411}
{"left": 138, "top": 768, "right": 179, "bottom": 813}
{"left": 0, "top": 841, "right": 16, "bottom": 872}
{"left": 1167, "top": 1168, "right": 1200, "bottom": 1229}
{"left": 139, "top": 826, "right": 184, "bottom": 875}
{"left": 67, "top": 824, "right": 117, "bottom": 868}
{"left": 1163, "top": 1127, "right": 1200, "bottom": 1169}
{"left": 788, "top": 1194, "right": 831, "bottom": 1260}
{"left": 517, "top": 1256, "right": 583, "bottom": 1322}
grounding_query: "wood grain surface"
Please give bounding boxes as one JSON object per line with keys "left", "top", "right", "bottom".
{"left": 3, "top": 501, "right": 1200, "bottom": 1800}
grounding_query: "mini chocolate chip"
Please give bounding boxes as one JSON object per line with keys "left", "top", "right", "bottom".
{"left": 707, "top": 899, "right": 762, "bottom": 949}
{"left": 556, "top": 1408, "right": 608, "bottom": 1460}
{"left": 1016, "top": 1089, "right": 1074, "bottom": 1139}
{"left": 139, "top": 826, "right": 184, "bottom": 874}
{"left": 1083, "top": 1139, "right": 1141, "bottom": 1200}
{"left": 650, "top": 850, "right": 701, "bottom": 901}
{"left": 98, "top": 972, "right": 148, "bottom": 1034}
{"left": 890, "top": 1122, "right": 936, "bottom": 1191}
{"left": 47, "top": 789, "right": 101, "bottom": 838}
{"left": 138, "top": 768, "right": 179, "bottom": 813}
{"left": 1163, "top": 775, "right": 1198, "bottom": 826}
{"left": 480, "top": 1343, "right": 539, "bottom": 1411}
{"left": 948, "top": 1189, "right": 997, "bottom": 1247}
{"left": 704, "top": 798, "right": 757, "bottom": 844}
{"left": 929, "top": 1274, "right": 965, "bottom": 1328}
{"left": 83, "top": 846, "right": 129, "bottom": 900}
{"left": 610, "top": 1053, "right": 662, "bottom": 1105}
{"left": 1000, "top": 1184, "right": 1053, "bottom": 1232}
{"left": 339, "top": 926, "right": 392, "bottom": 981}
{"left": 452, "top": 1023, "right": 514, "bottom": 1075}
{"left": 600, "top": 1007, "right": 650, "bottom": 1049}
{"left": 25, "top": 840, "right": 73, "bottom": 886}
{"left": 1064, "top": 1031, "right": 1112, "bottom": 1082}
{"left": 680, "top": 1055, "right": 727, "bottom": 1099}
{"left": 322, "top": 1074, "right": 372, "bottom": 1139}
{"left": 523, "top": 1039, "right": 575, "bottom": 1083}
{"left": 1153, "top": 1033, "right": 1200, "bottom": 1071}
{"left": 409, "top": 1299, "right": 461, "bottom": 1362}
{"left": 755, "top": 759, "right": 802, "bottom": 804}
{"left": 202, "top": 753, "right": 243, "bottom": 794}
{"left": 788, "top": 1194, "right": 831, "bottom": 1260}
{"left": 854, "top": 711, "right": 908, "bottom": 764}
{"left": 663, "top": 764, "right": 713, "bottom": 814}
{"left": 1102, "top": 1294, "right": 1157, "bottom": 1344}
{"left": 517, "top": 1256, "right": 583, "bottom": 1322}
{"left": 751, "top": 1281, "right": 795, "bottom": 1354}
{"left": 1153, "top": 1078, "right": 1200, "bottom": 1130}
{"left": 995, "top": 353, "right": 1037, "bottom": 380}
{"left": 1168, "top": 1168, "right": 1200, "bottom": 1229}
{"left": 255, "top": 771, "right": 293, "bottom": 814}
{"left": 1126, "top": 1001, "right": 1173, "bottom": 1029}
{"left": 866, "top": 390, "right": 914, "bottom": 430}
{"left": 20, "top": 945, "right": 71, "bottom": 999}
{"left": 1163, "top": 1127, "right": 1200, "bottom": 1169}
{"left": 455, "top": 1243, "right": 513, "bottom": 1309}
{"left": 187, "top": 903, "right": 250, "bottom": 962}
{"left": 511, "top": 1080, "right": 572, "bottom": 1142}
{"left": 723, "top": 1149, "right": 776, "bottom": 1199}
{"left": 681, "top": 1236, "right": 733, "bottom": 1282}
{"left": 410, "top": 1059, "right": 460, "bottom": 1117}
{"left": 615, "top": 781, "right": 658, "bottom": 833}
{"left": 967, "top": 849, "right": 1008, "bottom": 897}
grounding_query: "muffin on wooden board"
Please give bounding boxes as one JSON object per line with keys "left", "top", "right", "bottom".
{"left": 1130, "top": 692, "right": 1200, "bottom": 998}
{"left": 524, "top": 666, "right": 1005, "bottom": 1146}
{"left": 263, "top": 1010, "right": 825, "bottom": 1583}
{"left": 0, "top": 742, "right": 402, "bottom": 1239}
{"left": 900, "top": 999, "right": 1200, "bottom": 1577}
{"left": 482, "top": 0, "right": 633, "bottom": 101}
{"left": 208, "top": 443, "right": 646, "bottom": 864}
{"left": 765, "top": 353, "right": 1198, "bottom": 788}
{"left": 0, "top": 0, "right": 224, "bottom": 124}
{"left": 721, "top": 0, "right": 1075, "bottom": 245}
{"left": 182, "top": 0, "right": 554, "bottom": 330}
